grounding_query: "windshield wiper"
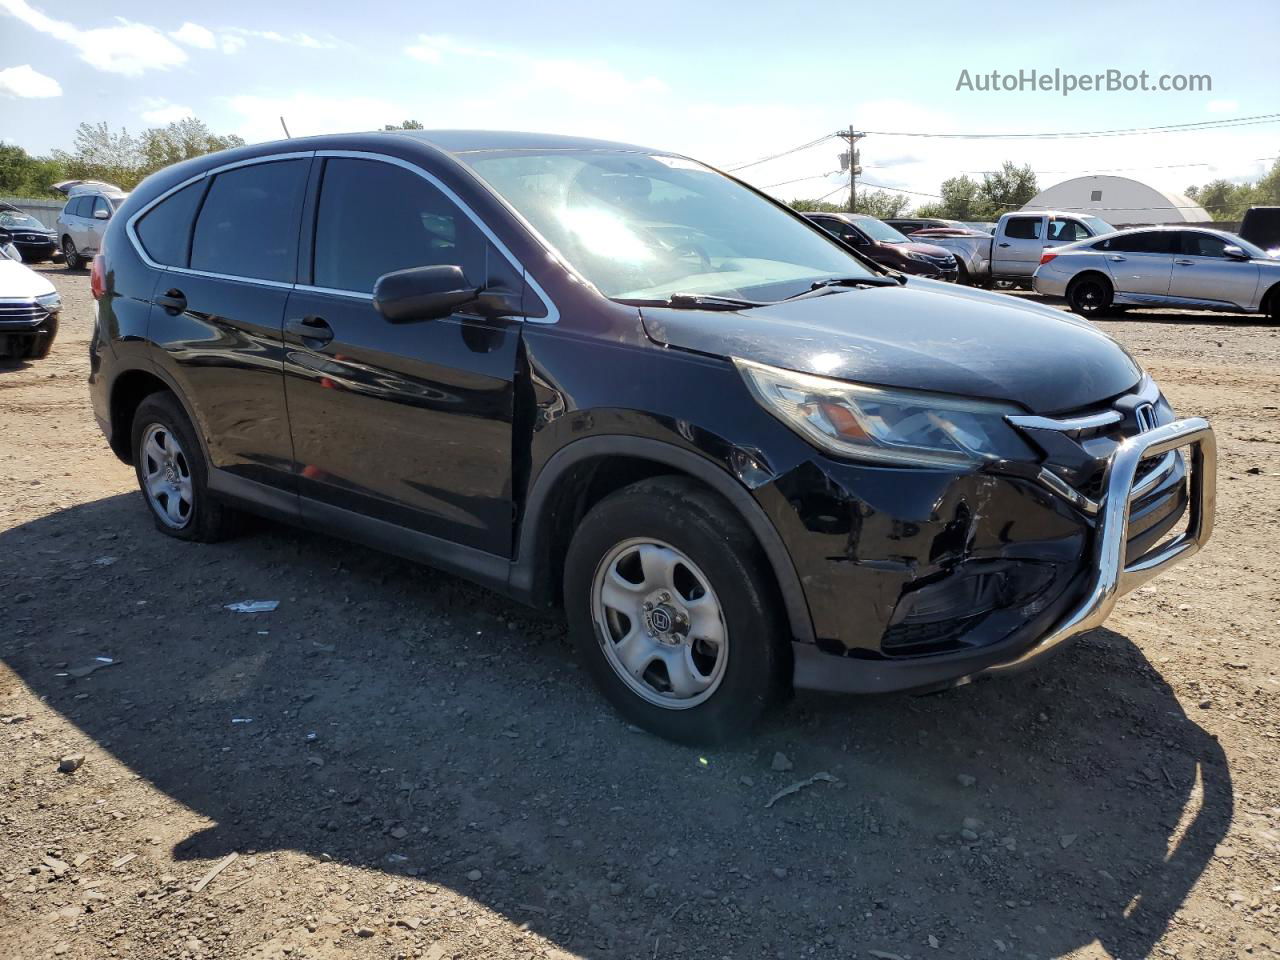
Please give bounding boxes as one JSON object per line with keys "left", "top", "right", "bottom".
{"left": 780, "top": 275, "right": 902, "bottom": 303}
{"left": 621, "top": 293, "right": 765, "bottom": 311}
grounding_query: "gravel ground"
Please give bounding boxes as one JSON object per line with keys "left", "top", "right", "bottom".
{"left": 1, "top": 265, "right": 1278, "bottom": 960}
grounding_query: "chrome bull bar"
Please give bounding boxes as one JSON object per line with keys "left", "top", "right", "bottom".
{"left": 979, "top": 416, "right": 1216, "bottom": 677}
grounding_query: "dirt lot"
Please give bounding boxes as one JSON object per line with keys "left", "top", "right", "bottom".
{"left": 1, "top": 264, "right": 1278, "bottom": 960}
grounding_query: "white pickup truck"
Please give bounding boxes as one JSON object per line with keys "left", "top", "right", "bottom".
{"left": 907, "top": 210, "right": 1114, "bottom": 286}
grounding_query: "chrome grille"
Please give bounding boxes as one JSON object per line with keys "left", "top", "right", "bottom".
{"left": 0, "top": 300, "right": 48, "bottom": 329}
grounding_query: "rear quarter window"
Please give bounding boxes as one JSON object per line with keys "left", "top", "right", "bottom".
{"left": 190, "top": 159, "right": 309, "bottom": 283}
{"left": 135, "top": 180, "right": 208, "bottom": 268}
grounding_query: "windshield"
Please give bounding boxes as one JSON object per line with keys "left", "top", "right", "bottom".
{"left": 854, "top": 217, "right": 910, "bottom": 243}
{"left": 459, "top": 150, "right": 876, "bottom": 302}
{"left": 1081, "top": 215, "right": 1114, "bottom": 235}
{"left": 0, "top": 211, "right": 46, "bottom": 230}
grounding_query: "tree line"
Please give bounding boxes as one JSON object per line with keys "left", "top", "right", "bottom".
{"left": 792, "top": 156, "right": 1280, "bottom": 222}
{"left": 1, "top": 118, "right": 245, "bottom": 196}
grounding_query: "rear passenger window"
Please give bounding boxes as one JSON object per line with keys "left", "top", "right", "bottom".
{"left": 191, "top": 159, "right": 308, "bottom": 282}
{"left": 1107, "top": 232, "right": 1177, "bottom": 254}
{"left": 135, "top": 181, "right": 207, "bottom": 267}
{"left": 312, "top": 158, "right": 488, "bottom": 293}
{"left": 1003, "top": 217, "right": 1041, "bottom": 240}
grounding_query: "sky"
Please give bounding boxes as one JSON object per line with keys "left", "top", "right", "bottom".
{"left": 1, "top": 0, "right": 1277, "bottom": 208}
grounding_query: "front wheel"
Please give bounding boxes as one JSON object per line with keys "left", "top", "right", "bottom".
{"left": 1067, "top": 274, "right": 1114, "bottom": 317}
{"left": 564, "top": 477, "right": 786, "bottom": 744}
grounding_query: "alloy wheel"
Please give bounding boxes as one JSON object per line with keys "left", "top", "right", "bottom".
{"left": 1073, "top": 280, "right": 1104, "bottom": 315}
{"left": 140, "top": 423, "right": 195, "bottom": 529}
{"left": 591, "top": 538, "right": 729, "bottom": 709}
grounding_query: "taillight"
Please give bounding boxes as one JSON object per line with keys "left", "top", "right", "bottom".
{"left": 90, "top": 235, "right": 106, "bottom": 300}
{"left": 1039, "top": 251, "right": 1057, "bottom": 266}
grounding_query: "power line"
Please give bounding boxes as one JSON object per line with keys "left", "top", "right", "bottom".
{"left": 763, "top": 171, "right": 842, "bottom": 189}
{"left": 859, "top": 113, "right": 1280, "bottom": 140}
{"left": 723, "top": 134, "right": 837, "bottom": 172}
{"left": 964, "top": 155, "right": 1279, "bottom": 176}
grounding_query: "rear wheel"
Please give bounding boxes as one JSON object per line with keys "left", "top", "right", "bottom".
{"left": 564, "top": 477, "right": 786, "bottom": 744}
{"left": 1067, "top": 274, "right": 1114, "bottom": 317}
{"left": 62, "top": 238, "right": 83, "bottom": 271}
{"left": 130, "top": 392, "right": 238, "bottom": 542}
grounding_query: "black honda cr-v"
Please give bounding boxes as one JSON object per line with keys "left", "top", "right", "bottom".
{"left": 88, "top": 130, "right": 1217, "bottom": 743}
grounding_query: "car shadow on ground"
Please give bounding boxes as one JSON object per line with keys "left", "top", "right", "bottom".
{"left": 1013, "top": 291, "right": 1274, "bottom": 326}
{"left": 2, "top": 493, "right": 1232, "bottom": 958}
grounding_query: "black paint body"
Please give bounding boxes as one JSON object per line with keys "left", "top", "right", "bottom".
{"left": 88, "top": 130, "right": 1185, "bottom": 693}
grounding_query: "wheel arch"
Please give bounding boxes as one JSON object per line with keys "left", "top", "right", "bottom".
{"left": 1066, "top": 269, "right": 1113, "bottom": 294}
{"left": 107, "top": 365, "right": 206, "bottom": 465}
{"left": 511, "top": 436, "right": 815, "bottom": 645}
{"left": 1261, "top": 279, "right": 1280, "bottom": 317}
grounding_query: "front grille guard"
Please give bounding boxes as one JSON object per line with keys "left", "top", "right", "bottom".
{"left": 978, "top": 417, "right": 1215, "bottom": 677}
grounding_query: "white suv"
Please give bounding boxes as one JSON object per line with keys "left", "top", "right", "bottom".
{"left": 54, "top": 181, "right": 129, "bottom": 270}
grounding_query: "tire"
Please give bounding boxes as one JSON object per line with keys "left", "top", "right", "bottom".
{"left": 23, "top": 314, "right": 58, "bottom": 360}
{"left": 1067, "top": 274, "right": 1114, "bottom": 317}
{"left": 130, "top": 392, "right": 238, "bottom": 542}
{"left": 62, "top": 237, "right": 82, "bottom": 271}
{"left": 563, "top": 476, "right": 786, "bottom": 744}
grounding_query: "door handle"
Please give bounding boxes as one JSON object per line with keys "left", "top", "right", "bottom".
{"left": 285, "top": 316, "right": 335, "bottom": 346}
{"left": 154, "top": 289, "right": 187, "bottom": 314}
{"left": 1173, "top": 259, "right": 1194, "bottom": 265}
{"left": 1108, "top": 255, "right": 1127, "bottom": 262}
{"left": 997, "top": 242, "right": 1011, "bottom": 247}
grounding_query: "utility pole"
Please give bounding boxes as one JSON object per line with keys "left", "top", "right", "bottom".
{"left": 838, "top": 126, "right": 865, "bottom": 213}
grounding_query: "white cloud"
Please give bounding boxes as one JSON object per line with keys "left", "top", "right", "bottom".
{"left": 226, "top": 93, "right": 408, "bottom": 143}
{"left": 170, "top": 21, "right": 216, "bottom": 50}
{"left": 0, "top": 0, "right": 187, "bottom": 76}
{"left": 1206, "top": 99, "right": 1239, "bottom": 114}
{"left": 404, "top": 33, "right": 667, "bottom": 107}
{"left": 0, "top": 63, "right": 61, "bottom": 98}
{"left": 219, "top": 34, "right": 246, "bottom": 54}
{"left": 228, "top": 28, "right": 337, "bottom": 50}
{"left": 139, "top": 98, "right": 194, "bottom": 124}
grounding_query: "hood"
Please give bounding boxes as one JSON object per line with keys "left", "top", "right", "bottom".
{"left": 639, "top": 278, "right": 1142, "bottom": 414}
{"left": 0, "top": 258, "right": 56, "bottom": 298}
{"left": 887, "top": 239, "right": 954, "bottom": 258}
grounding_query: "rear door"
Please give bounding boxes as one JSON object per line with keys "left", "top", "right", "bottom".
{"left": 1169, "top": 231, "right": 1261, "bottom": 308}
{"left": 148, "top": 155, "right": 311, "bottom": 493}
{"left": 992, "top": 215, "right": 1046, "bottom": 276}
{"left": 1097, "top": 231, "right": 1177, "bottom": 298}
{"left": 282, "top": 154, "right": 524, "bottom": 555}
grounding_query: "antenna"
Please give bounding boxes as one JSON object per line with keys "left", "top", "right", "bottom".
{"left": 280, "top": 116, "right": 292, "bottom": 139}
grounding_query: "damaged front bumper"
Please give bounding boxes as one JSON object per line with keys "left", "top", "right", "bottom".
{"left": 789, "top": 417, "right": 1216, "bottom": 693}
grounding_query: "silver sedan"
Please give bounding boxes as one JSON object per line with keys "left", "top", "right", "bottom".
{"left": 1033, "top": 226, "right": 1280, "bottom": 320}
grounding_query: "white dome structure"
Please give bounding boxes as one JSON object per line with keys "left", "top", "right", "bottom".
{"left": 1022, "top": 175, "right": 1210, "bottom": 226}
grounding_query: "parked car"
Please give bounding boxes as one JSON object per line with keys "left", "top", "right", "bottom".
{"left": 0, "top": 253, "right": 60, "bottom": 359}
{"left": 906, "top": 210, "right": 1115, "bottom": 287}
{"left": 55, "top": 180, "right": 129, "bottom": 270}
{"left": 1034, "top": 226, "right": 1280, "bottom": 319}
{"left": 0, "top": 203, "right": 58, "bottom": 262}
{"left": 885, "top": 217, "right": 966, "bottom": 234}
{"left": 961, "top": 220, "right": 996, "bottom": 235}
{"left": 88, "top": 131, "right": 1215, "bottom": 743}
{"left": 804, "top": 212, "right": 958, "bottom": 280}
{"left": 1239, "top": 206, "right": 1280, "bottom": 257}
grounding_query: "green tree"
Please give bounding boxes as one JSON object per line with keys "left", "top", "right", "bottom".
{"left": 1187, "top": 179, "right": 1255, "bottom": 221}
{"left": 976, "top": 161, "right": 1037, "bottom": 219}
{"left": 854, "top": 188, "right": 912, "bottom": 219}
{"left": 935, "top": 175, "right": 983, "bottom": 219}
{"left": 788, "top": 197, "right": 846, "bottom": 213}
{"left": 139, "top": 118, "right": 244, "bottom": 174}
{"left": 49, "top": 118, "right": 244, "bottom": 190}
{"left": 383, "top": 120, "right": 425, "bottom": 130}
{"left": 0, "top": 143, "right": 66, "bottom": 197}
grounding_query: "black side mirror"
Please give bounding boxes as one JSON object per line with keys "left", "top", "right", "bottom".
{"left": 1221, "top": 244, "right": 1250, "bottom": 261}
{"left": 373, "top": 265, "right": 479, "bottom": 323}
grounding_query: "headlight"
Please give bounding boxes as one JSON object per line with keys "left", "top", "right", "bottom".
{"left": 905, "top": 250, "right": 932, "bottom": 262}
{"left": 735, "top": 358, "right": 1036, "bottom": 468}
{"left": 36, "top": 292, "right": 61, "bottom": 311}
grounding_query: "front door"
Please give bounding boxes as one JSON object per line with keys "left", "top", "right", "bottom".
{"left": 283, "top": 155, "right": 523, "bottom": 556}
{"left": 992, "top": 214, "right": 1046, "bottom": 277}
{"left": 1168, "top": 231, "right": 1262, "bottom": 309}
